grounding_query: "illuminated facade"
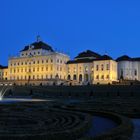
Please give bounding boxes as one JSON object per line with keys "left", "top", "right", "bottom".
{"left": 1, "top": 37, "right": 70, "bottom": 85}
{"left": 67, "top": 50, "right": 118, "bottom": 85}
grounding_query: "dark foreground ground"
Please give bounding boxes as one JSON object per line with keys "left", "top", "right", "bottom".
{"left": 0, "top": 85, "right": 140, "bottom": 140}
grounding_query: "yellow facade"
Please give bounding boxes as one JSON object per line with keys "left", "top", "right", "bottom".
{"left": 93, "top": 60, "right": 117, "bottom": 84}
{"left": 8, "top": 52, "right": 69, "bottom": 84}
{"left": 66, "top": 60, "right": 117, "bottom": 85}
{"left": 67, "top": 63, "right": 94, "bottom": 85}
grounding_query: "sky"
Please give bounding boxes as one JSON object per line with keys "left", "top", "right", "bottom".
{"left": 1, "top": 0, "right": 140, "bottom": 65}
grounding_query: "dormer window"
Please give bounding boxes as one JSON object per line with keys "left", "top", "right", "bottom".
{"left": 29, "top": 45, "right": 34, "bottom": 50}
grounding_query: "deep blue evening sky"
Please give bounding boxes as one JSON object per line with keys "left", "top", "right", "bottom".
{"left": 1, "top": 0, "right": 140, "bottom": 65}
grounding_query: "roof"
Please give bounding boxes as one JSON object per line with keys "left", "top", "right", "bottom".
{"left": 99, "top": 55, "right": 113, "bottom": 60}
{"left": 131, "top": 57, "right": 140, "bottom": 61}
{"left": 67, "top": 59, "right": 95, "bottom": 64}
{"left": 20, "top": 41, "right": 54, "bottom": 52}
{"left": 116, "top": 55, "right": 131, "bottom": 61}
{"left": 116, "top": 55, "right": 140, "bottom": 61}
{"left": 0, "top": 65, "right": 8, "bottom": 69}
{"left": 67, "top": 54, "right": 113, "bottom": 64}
{"left": 75, "top": 50, "right": 101, "bottom": 59}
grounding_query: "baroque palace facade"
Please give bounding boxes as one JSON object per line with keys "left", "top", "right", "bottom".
{"left": 0, "top": 37, "right": 140, "bottom": 85}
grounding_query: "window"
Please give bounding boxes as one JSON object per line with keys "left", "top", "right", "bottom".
{"left": 106, "top": 64, "right": 109, "bottom": 70}
{"left": 73, "top": 75, "right": 77, "bottom": 80}
{"left": 106, "top": 75, "right": 109, "bottom": 79}
{"left": 67, "top": 75, "right": 71, "bottom": 80}
{"left": 101, "top": 75, "right": 104, "bottom": 80}
{"left": 46, "top": 66, "right": 48, "bottom": 71}
{"left": 96, "top": 65, "right": 99, "bottom": 71}
{"left": 101, "top": 64, "right": 104, "bottom": 71}
{"left": 85, "top": 66, "right": 88, "bottom": 72}
{"left": 96, "top": 75, "right": 99, "bottom": 79}
{"left": 134, "top": 70, "right": 137, "bottom": 76}
{"left": 74, "top": 68, "right": 76, "bottom": 73}
{"left": 42, "top": 67, "right": 44, "bottom": 71}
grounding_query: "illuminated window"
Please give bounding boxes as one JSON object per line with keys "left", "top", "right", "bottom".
{"left": 85, "top": 66, "right": 88, "bottom": 72}
{"left": 74, "top": 68, "right": 76, "bottom": 73}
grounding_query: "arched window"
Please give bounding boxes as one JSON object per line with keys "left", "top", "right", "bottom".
{"left": 73, "top": 75, "right": 77, "bottom": 80}
{"left": 67, "top": 75, "right": 71, "bottom": 80}
{"left": 85, "top": 74, "right": 89, "bottom": 82}
{"left": 79, "top": 74, "right": 82, "bottom": 82}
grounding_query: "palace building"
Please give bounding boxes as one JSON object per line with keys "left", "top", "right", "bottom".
{"left": 1, "top": 37, "right": 70, "bottom": 85}
{"left": 67, "top": 50, "right": 118, "bottom": 85}
{"left": 117, "top": 55, "right": 140, "bottom": 81}
{"left": 0, "top": 37, "right": 140, "bottom": 85}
